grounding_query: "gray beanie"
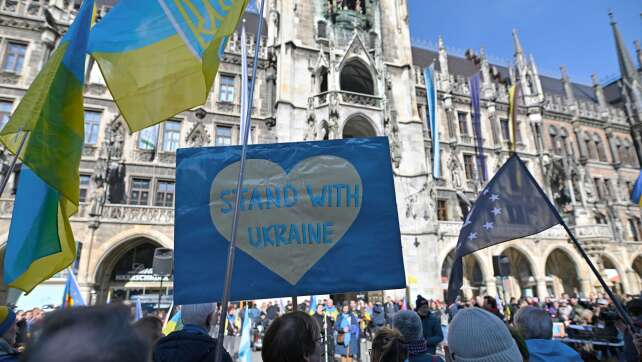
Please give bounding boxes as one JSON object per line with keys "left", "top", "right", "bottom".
{"left": 447, "top": 308, "right": 521, "bottom": 362}
{"left": 392, "top": 310, "right": 423, "bottom": 342}
{"left": 181, "top": 303, "right": 215, "bottom": 326}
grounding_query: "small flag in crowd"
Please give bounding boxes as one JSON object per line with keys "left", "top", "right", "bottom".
{"left": 134, "top": 297, "right": 143, "bottom": 321}
{"left": 62, "top": 269, "right": 85, "bottom": 308}
{"left": 162, "top": 310, "right": 183, "bottom": 336}
{"left": 447, "top": 154, "right": 561, "bottom": 303}
{"left": 631, "top": 170, "right": 642, "bottom": 206}
{"left": 423, "top": 66, "right": 441, "bottom": 178}
{"left": 309, "top": 296, "right": 317, "bottom": 316}
{"left": 1, "top": 0, "right": 95, "bottom": 292}
{"left": 238, "top": 308, "right": 252, "bottom": 362}
{"left": 88, "top": 0, "right": 248, "bottom": 132}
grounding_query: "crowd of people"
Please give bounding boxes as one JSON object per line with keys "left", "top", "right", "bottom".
{"left": 0, "top": 292, "right": 641, "bottom": 361}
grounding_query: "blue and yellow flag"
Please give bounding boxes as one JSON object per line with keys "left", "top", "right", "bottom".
{"left": 1, "top": 0, "right": 94, "bottom": 293}
{"left": 631, "top": 171, "right": 642, "bottom": 206}
{"left": 88, "top": 0, "right": 248, "bottom": 131}
{"left": 62, "top": 269, "right": 85, "bottom": 308}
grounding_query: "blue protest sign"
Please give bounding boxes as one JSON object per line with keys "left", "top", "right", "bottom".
{"left": 174, "top": 137, "right": 405, "bottom": 304}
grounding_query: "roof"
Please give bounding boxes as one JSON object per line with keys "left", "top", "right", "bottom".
{"left": 411, "top": 46, "right": 613, "bottom": 105}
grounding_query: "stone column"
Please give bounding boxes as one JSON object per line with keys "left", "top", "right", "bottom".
{"left": 574, "top": 127, "right": 588, "bottom": 161}
{"left": 578, "top": 277, "right": 591, "bottom": 298}
{"left": 606, "top": 130, "right": 621, "bottom": 166}
{"left": 484, "top": 278, "right": 498, "bottom": 298}
{"left": 626, "top": 269, "right": 640, "bottom": 295}
{"left": 536, "top": 278, "right": 548, "bottom": 299}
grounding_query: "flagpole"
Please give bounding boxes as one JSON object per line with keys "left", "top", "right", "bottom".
{"left": 215, "top": 2, "right": 266, "bottom": 361}
{"left": 0, "top": 131, "right": 28, "bottom": 197}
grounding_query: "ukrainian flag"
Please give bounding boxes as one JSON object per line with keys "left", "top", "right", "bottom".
{"left": 88, "top": 0, "right": 247, "bottom": 132}
{"left": 0, "top": 0, "right": 94, "bottom": 292}
{"left": 632, "top": 171, "right": 642, "bottom": 206}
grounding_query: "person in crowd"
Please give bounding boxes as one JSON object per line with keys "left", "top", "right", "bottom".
{"left": 482, "top": 296, "right": 504, "bottom": 320}
{"left": 262, "top": 311, "right": 320, "bottom": 362}
{"left": 447, "top": 307, "right": 522, "bottom": 361}
{"left": 558, "top": 299, "right": 573, "bottom": 325}
{"left": 266, "top": 301, "right": 280, "bottom": 322}
{"left": 0, "top": 307, "right": 18, "bottom": 362}
{"left": 569, "top": 297, "right": 584, "bottom": 324}
{"left": 370, "top": 327, "right": 407, "bottom": 362}
{"left": 507, "top": 326, "right": 529, "bottom": 362}
{"left": 285, "top": 300, "right": 294, "bottom": 313}
{"left": 384, "top": 297, "right": 399, "bottom": 327}
{"left": 132, "top": 316, "right": 164, "bottom": 350}
{"left": 371, "top": 302, "right": 386, "bottom": 334}
{"left": 621, "top": 298, "right": 642, "bottom": 362}
{"left": 325, "top": 299, "right": 338, "bottom": 322}
{"left": 392, "top": 310, "right": 444, "bottom": 362}
{"left": 312, "top": 304, "right": 334, "bottom": 360}
{"left": 153, "top": 303, "right": 233, "bottom": 362}
{"left": 335, "top": 303, "right": 360, "bottom": 362}
{"left": 24, "top": 305, "right": 147, "bottom": 362}
{"left": 248, "top": 302, "right": 261, "bottom": 326}
{"left": 415, "top": 295, "right": 443, "bottom": 355}
{"left": 514, "top": 306, "right": 582, "bottom": 362}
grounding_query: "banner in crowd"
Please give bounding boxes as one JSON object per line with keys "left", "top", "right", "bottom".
{"left": 174, "top": 137, "right": 405, "bottom": 303}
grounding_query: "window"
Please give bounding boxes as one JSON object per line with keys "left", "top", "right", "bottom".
{"left": 129, "top": 178, "right": 151, "bottom": 205}
{"left": 79, "top": 175, "right": 90, "bottom": 203}
{"left": 138, "top": 125, "right": 159, "bottom": 150}
{"left": 155, "top": 180, "right": 175, "bottom": 207}
{"left": 218, "top": 75, "right": 235, "bottom": 103}
{"left": 630, "top": 218, "right": 642, "bottom": 241}
{"left": 317, "top": 20, "right": 327, "bottom": 39}
{"left": 595, "top": 134, "right": 607, "bottom": 162}
{"left": 3, "top": 42, "right": 26, "bottom": 73}
{"left": 593, "top": 178, "right": 604, "bottom": 200}
{"left": 0, "top": 100, "right": 12, "bottom": 129}
{"left": 162, "top": 120, "right": 181, "bottom": 152}
{"left": 457, "top": 112, "right": 468, "bottom": 135}
{"left": 215, "top": 125, "right": 232, "bottom": 146}
{"left": 463, "top": 154, "right": 475, "bottom": 180}
{"left": 594, "top": 213, "right": 607, "bottom": 225}
{"left": 437, "top": 200, "right": 448, "bottom": 221}
{"left": 500, "top": 118, "right": 510, "bottom": 141}
{"left": 83, "top": 110, "right": 102, "bottom": 145}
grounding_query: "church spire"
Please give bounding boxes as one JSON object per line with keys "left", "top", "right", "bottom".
{"left": 512, "top": 29, "right": 525, "bottom": 69}
{"left": 609, "top": 10, "right": 637, "bottom": 82}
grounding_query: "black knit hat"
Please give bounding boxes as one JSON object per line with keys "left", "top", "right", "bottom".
{"left": 416, "top": 295, "right": 429, "bottom": 309}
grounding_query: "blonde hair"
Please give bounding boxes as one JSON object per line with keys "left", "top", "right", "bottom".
{"left": 371, "top": 327, "right": 407, "bottom": 362}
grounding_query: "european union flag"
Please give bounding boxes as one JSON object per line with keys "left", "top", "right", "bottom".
{"left": 447, "top": 154, "right": 561, "bottom": 303}
{"left": 631, "top": 171, "right": 642, "bottom": 206}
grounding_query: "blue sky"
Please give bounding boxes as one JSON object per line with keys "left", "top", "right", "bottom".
{"left": 408, "top": 1, "right": 640, "bottom": 85}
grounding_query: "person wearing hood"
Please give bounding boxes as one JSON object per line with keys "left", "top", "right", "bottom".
{"left": 153, "top": 303, "right": 233, "bottom": 362}
{"left": 514, "top": 306, "right": 582, "bottom": 362}
{"left": 371, "top": 302, "right": 386, "bottom": 333}
{"left": 415, "top": 295, "right": 443, "bottom": 355}
{"left": 393, "top": 310, "right": 444, "bottom": 362}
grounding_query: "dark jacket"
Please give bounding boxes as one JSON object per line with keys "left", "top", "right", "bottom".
{"left": 420, "top": 312, "right": 443, "bottom": 355}
{"left": 153, "top": 329, "right": 233, "bottom": 362}
{"left": 0, "top": 339, "right": 18, "bottom": 362}
{"left": 384, "top": 302, "right": 399, "bottom": 323}
{"left": 372, "top": 304, "right": 385, "bottom": 326}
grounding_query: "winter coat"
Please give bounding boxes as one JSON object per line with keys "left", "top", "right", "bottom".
{"left": 420, "top": 312, "right": 443, "bottom": 355}
{"left": 384, "top": 302, "right": 399, "bottom": 323}
{"left": 409, "top": 353, "right": 445, "bottom": 362}
{"left": 372, "top": 304, "right": 385, "bottom": 326}
{"left": 525, "top": 339, "right": 583, "bottom": 362}
{"left": 153, "top": 328, "right": 233, "bottom": 362}
{"left": 0, "top": 339, "right": 18, "bottom": 362}
{"left": 335, "top": 313, "right": 359, "bottom": 357}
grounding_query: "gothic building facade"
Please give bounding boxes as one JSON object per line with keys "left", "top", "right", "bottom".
{"left": 0, "top": 0, "right": 639, "bottom": 307}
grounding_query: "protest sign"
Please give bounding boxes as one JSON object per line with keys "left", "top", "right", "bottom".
{"left": 174, "top": 137, "right": 405, "bottom": 303}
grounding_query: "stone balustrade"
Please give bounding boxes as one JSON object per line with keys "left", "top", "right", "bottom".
{"left": 100, "top": 204, "right": 174, "bottom": 225}
{"left": 310, "top": 91, "right": 382, "bottom": 109}
{"left": 571, "top": 224, "right": 614, "bottom": 241}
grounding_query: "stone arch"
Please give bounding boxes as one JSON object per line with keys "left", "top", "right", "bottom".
{"left": 440, "top": 248, "right": 486, "bottom": 300}
{"left": 498, "top": 246, "right": 538, "bottom": 299}
{"left": 545, "top": 248, "right": 581, "bottom": 297}
{"left": 632, "top": 254, "right": 642, "bottom": 293}
{"left": 341, "top": 114, "right": 378, "bottom": 138}
{"left": 601, "top": 252, "right": 629, "bottom": 294}
{"left": 340, "top": 58, "right": 375, "bottom": 95}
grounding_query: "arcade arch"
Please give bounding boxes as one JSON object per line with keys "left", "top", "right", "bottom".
{"left": 633, "top": 255, "right": 642, "bottom": 292}
{"left": 501, "top": 247, "right": 536, "bottom": 299}
{"left": 602, "top": 255, "right": 624, "bottom": 295}
{"left": 441, "top": 249, "right": 484, "bottom": 300}
{"left": 340, "top": 59, "right": 374, "bottom": 95}
{"left": 342, "top": 115, "right": 377, "bottom": 138}
{"left": 545, "top": 249, "right": 580, "bottom": 297}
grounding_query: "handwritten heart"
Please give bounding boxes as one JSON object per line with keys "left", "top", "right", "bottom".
{"left": 209, "top": 156, "right": 363, "bottom": 285}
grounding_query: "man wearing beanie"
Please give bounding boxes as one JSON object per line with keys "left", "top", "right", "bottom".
{"left": 393, "top": 310, "right": 444, "bottom": 362}
{"left": 153, "top": 303, "right": 233, "bottom": 362}
{"left": 447, "top": 308, "right": 522, "bottom": 362}
{"left": 415, "top": 295, "right": 443, "bottom": 355}
{"left": 0, "top": 306, "right": 18, "bottom": 362}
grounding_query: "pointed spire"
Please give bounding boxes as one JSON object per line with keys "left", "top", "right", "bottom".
{"left": 609, "top": 10, "right": 638, "bottom": 82}
{"left": 438, "top": 35, "right": 449, "bottom": 76}
{"left": 512, "top": 28, "right": 525, "bottom": 69}
{"left": 591, "top": 73, "right": 607, "bottom": 109}
{"left": 560, "top": 65, "right": 576, "bottom": 104}
{"left": 635, "top": 40, "right": 642, "bottom": 69}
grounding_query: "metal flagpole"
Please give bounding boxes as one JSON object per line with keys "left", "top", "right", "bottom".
{"left": 215, "top": 2, "right": 266, "bottom": 361}
{"left": 0, "top": 130, "right": 28, "bottom": 197}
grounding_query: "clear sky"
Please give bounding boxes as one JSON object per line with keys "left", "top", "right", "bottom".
{"left": 407, "top": 0, "right": 641, "bottom": 85}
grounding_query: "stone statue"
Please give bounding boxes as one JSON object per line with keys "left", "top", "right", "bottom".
{"left": 448, "top": 153, "right": 462, "bottom": 189}
{"left": 304, "top": 115, "right": 317, "bottom": 141}
{"left": 89, "top": 176, "right": 106, "bottom": 217}
{"left": 107, "top": 162, "right": 126, "bottom": 204}
{"left": 328, "top": 93, "right": 340, "bottom": 140}
{"left": 268, "top": 9, "right": 280, "bottom": 46}
{"left": 106, "top": 119, "right": 125, "bottom": 160}
{"left": 186, "top": 122, "right": 210, "bottom": 147}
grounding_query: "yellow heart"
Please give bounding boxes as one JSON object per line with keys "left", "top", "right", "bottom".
{"left": 210, "top": 155, "right": 363, "bottom": 285}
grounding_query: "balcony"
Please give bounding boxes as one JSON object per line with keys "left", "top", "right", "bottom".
{"left": 100, "top": 204, "right": 174, "bottom": 225}
{"left": 571, "top": 224, "right": 614, "bottom": 241}
{"left": 310, "top": 91, "right": 383, "bottom": 110}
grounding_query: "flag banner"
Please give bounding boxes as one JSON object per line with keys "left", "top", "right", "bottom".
{"left": 507, "top": 84, "right": 520, "bottom": 151}
{"left": 238, "top": 308, "right": 252, "bottom": 362}
{"left": 88, "top": 0, "right": 247, "bottom": 132}
{"left": 62, "top": 269, "right": 85, "bottom": 308}
{"left": 239, "top": 21, "right": 249, "bottom": 145}
{"left": 423, "top": 67, "right": 440, "bottom": 178}
{"left": 469, "top": 74, "right": 487, "bottom": 181}
{"left": 631, "top": 170, "right": 642, "bottom": 206}
{"left": 447, "top": 154, "right": 560, "bottom": 303}
{"left": 134, "top": 297, "right": 143, "bottom": 321}
{"left": 174, "top": 137, "right": 405, "bottom": 303}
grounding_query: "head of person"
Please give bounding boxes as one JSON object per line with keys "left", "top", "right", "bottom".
{"left": 315, "top": 304, "right": 324, "bottom": 315}
{"left": 262, "top": 311, "right": 320, "bottom": 362}
{"left": 415, "top": 295, "right": 430, "bottom": 317}
{"left": 626, "top": 298, "right": 642, "bottom": 320}
{"left": 0, "top": 307, "right": 17, "bottom": 345}
{"left": 326, "top": 299, "right": 334, "bottom": 308}
{"left": 570, "top": 297, "right": 578, "bottom": 305}
{"left": 514, "top": 306, "right": 553, "bottom": 340}
{"left": 392, "top": 310, "right": 423, "bottom": 344}
{"left": 350, "top": 300, "right": 357, "bottom": 309}
{"left": 132, "top": 316, "right": 164, "bottom": 348}
{"left": 23, "top": 305, "right": 148, "bottom": 362}
{"left": 181, "top": 303, "right": 215, "bottom": 329}
{"left": 448, "top": 307, "right": 521, "bottom": 361}
{"left": 483, "top": 296, "right": 497, "bottom": 310}
{"left": 386, "top": 296, "right": 392, "bottom": 303}
{"left": 371, "top": 327, "right": 407, "bottom": 362}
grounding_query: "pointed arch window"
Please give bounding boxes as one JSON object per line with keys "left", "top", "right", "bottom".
{"left": 340, "top": 60, "right": 374, "bottom": 95}
{"left": 548, "top": 125, "right": 559, "bottom": 154}
{"left": 594, "top": 134, "right": 607, "bottom": 162}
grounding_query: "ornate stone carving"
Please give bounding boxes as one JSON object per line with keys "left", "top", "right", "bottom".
{"left": 104, "top": 117, "right": 126, "bottom": 160}
{"left": 89, "top": 175, "right": 106, "bottom": 217}
{"left": 384, "top": 73, "right": 401, "bottom": 168}
{"left": 327, "top": 92, "right": 340, "bottom": 139}
{"left": 448, "top": 153, "right": 462, "bottom": 189}
{"left": 106, "top": 162, "right": 126, "bottom": 204}
{"left": 186, "top": 122, "right": 211, "bottom": 147}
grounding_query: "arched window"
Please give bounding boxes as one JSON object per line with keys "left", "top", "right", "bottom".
{"left": 615, "top": 137, "right": 624, "bottom": 164}
{"left": 594, "top": 133, "right": 607, "bottom": 162}
{"left": 319, "top": 66, "right": 328, "bottom": 93}
{"left": 317, "top": 20, "right": 327, "bottom": 39}
{"left": 560, "top": 128, "right": 571, "bottom": 156}
{"left": 340, "top": 60, "right": 374, "bottom": 95}
{"left": 549, "top": 126, "right": 559, "bottom": 155}
{"left": 342, "top": 116, "right": 377, "bottom": 138}
{"left": 585, "top": 134, "right": 597, "bottom": 160}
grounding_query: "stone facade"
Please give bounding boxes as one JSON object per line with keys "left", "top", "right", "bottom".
{"left": 0, "top": 0, "right": 639, "bottom": 306}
